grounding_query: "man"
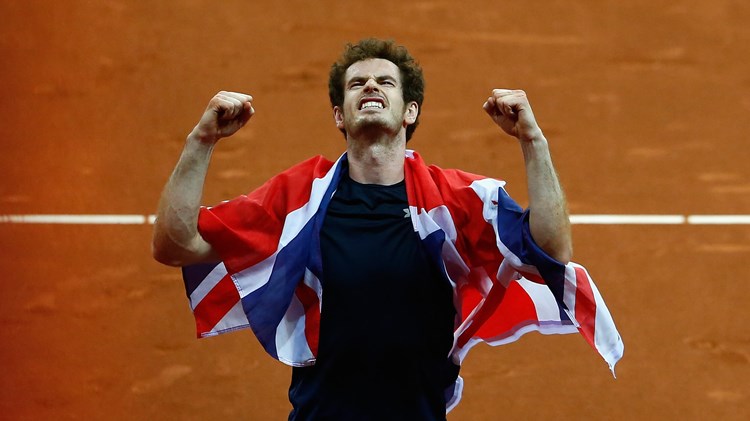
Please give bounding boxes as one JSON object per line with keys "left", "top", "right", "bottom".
{"left": 152, "top": 39, "right": 622, "bottom": 420}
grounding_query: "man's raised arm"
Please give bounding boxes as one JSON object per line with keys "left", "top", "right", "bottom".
{"left": 483, "top": 89, "right": 573, "bottom": 264}
{"left": 152, "top": 91, "right": 254, "bottom": 266}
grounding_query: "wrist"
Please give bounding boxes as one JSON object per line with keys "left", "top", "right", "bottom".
{"left": 520, "top": 134, "right": 549, "bottom": 158}
{"left": 185, "top": 132, "right": 217, "bottom": 156}
{"left": 519, "top": 128, "right": 545, "bottom": 143}
{"left": 188, "top": 125, "right": 220, "bottom": 146}
{"left": 187, "top": 127, "right": 218, "bottom": 145}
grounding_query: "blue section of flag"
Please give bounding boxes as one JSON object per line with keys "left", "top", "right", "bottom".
{"left": 242, "top": 157, "right": 345, "bottom": 360}
{"left": 494, "top": 186, "right": 570, "bottom": 321}
{"left": 307, "top": 155, "right": 346, "bottom": 281}
{"left": 421, "top": 228, "right": 448, "bottom": 277}
{"left": 182, "top": 262, "right": 220, "bottom": 298}
{"left": 242, "top": 217, "right": 314, "bottom": 360}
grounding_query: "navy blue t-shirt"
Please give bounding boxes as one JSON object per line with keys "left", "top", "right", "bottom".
{"left": 288, "top": 173, "right": 459, "bottom": 420}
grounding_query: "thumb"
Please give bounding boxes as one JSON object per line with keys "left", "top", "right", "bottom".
{"left": 483, "top": 97, "right": 497, "bottom": 116}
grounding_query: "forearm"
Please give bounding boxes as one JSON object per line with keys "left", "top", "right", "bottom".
{"left": 520, "top": 136, "right": 573, "bottom": 263}
{"left": 152, "top": 134, "right": 217, "bottom": 266}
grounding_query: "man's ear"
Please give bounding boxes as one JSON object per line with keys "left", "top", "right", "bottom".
{"left": 333, "top": 106, "right": 344, "bottom": 129}
{"left": 404, "top": 101, "right": 418, "bottom": 125}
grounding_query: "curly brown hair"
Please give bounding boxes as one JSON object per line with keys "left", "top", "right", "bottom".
{"left": 328, "top": 38, "right": 425, "bottom": 142}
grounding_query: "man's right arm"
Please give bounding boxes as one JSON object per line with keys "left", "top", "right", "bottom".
{"left": 152, "top": 91, "right": 254, "bottom": 267}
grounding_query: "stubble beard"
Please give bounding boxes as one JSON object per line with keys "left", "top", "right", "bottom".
{"left": 347, "top": 108, "right": 404, "bottom": 141}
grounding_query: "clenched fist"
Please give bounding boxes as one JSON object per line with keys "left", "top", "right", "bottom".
{"left": 483, "top": 89, "right": 543, "bottom": 143}
{"left": 191, "top": 91, "right": 255, "bottom": 144}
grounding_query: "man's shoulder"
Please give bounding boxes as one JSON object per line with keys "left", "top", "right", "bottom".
{"left": 428, "top": 165, "right": 487, "bottom": 182}
{"left": 423, "top": 163, "right": 504, "bottom": 190}
{"left": 407, "top": 150, "right": 499, "bottom": 186}
{"left": 264, "top": 155, "right": 338, "bottom": 188}
{"left": 279, "top": 155, "right": 337, "bottom": 177}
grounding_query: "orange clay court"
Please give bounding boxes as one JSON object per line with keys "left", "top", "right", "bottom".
{"left": 1, "top": 1, "right": 749, "bottom": 420}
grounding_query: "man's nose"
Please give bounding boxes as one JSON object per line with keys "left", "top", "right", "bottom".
{"left": 363, "top": 78, "right": 380, "bottom": 92}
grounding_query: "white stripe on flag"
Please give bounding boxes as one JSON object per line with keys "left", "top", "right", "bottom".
{"left": 276, "top": 294, "right": 314, "bottom": 365}
{"left": 516, "top": 277, "right": 563, "bottom": 322}
{"left": 189, "top": 263, "right": 228, "bottom": 310}
{"left": 278, "top": 156, "right": 343, "bottom": 247}
{"left": 233, "top": 252, "right": 278, "bottom": 299}
{"left": 208, "top": 300, "right": 249, "bottom": 335}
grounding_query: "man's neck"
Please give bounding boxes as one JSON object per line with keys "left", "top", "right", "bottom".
{"left": 346, "top": 135, "right": 406, "bottom": 185}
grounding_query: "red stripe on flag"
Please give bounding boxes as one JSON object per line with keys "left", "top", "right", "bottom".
{"left": 574, "top": 266, "right": 597, "bottom": 348}
{"left": 519, "top": 271, "right": 547, "bottom": 285}
{"left": 456, "top": 283, "right": 507, "bottom": 348}
{"left": 193, "top": 274, "right": 241, "bottom": 337}
{"left": 518, "top": 270, "right": 545, "bottom": 285}
{"left": 456, "top": 280, "right": 541, "bottom": 348}
{"left": 295, "top": 282, "right": 320, "bottom": 357}
{"left": 198, "top": 156, "right": 335, "bottom": 274}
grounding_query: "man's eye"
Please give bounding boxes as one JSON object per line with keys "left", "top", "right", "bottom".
{"left": 382, "top": 81, "right": 395, "bottom": 86}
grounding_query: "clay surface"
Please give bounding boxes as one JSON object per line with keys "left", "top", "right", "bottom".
{"left": 1, "top": 1, "right": 749, "bottom": 419}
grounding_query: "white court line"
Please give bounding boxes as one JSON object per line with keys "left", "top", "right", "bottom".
{"left": 0, "top": 214, "right": 749, "bottom": 225}
{"left": 0, "top": 214, "right": 147, "bottom": 224}
{"left": 687, "top": 215, "right": 750, "bottom": 225}
{"left": 570, "top": 215, "right": 686, "bottom": 225}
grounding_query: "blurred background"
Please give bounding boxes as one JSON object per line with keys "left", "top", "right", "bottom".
{"left": 1, "top": 1, "right": 748, "bottom": 419}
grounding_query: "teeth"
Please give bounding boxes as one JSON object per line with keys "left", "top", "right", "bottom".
{"left": 360, "top": 101, "right": 384, "bottom": 110}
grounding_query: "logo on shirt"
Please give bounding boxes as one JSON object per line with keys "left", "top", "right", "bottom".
{"left": 403, "top": 208, "right": 411, "bottom": 218}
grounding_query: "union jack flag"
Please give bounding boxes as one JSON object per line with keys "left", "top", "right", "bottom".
{"left": 182, "top": 150, "right": 624, "bottom": 411}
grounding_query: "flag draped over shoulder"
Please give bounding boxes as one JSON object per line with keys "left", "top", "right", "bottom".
{"left": 182, "top": 150, "right": 624, "bottom": 412}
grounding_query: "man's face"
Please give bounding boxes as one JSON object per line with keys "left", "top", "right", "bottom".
{"left": 334, "top": 58, "right": 418, "bottom": 140}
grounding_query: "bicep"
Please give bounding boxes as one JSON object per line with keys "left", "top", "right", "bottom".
{"left": 187, "top": 233, "right": 221, "bottom": 265}
{"left": 152, "top": 228, "right": 220, "bottom": 267}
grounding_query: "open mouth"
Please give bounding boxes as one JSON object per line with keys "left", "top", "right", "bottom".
{"left": 359, "top": 98, "right": 385, "bottom": 110}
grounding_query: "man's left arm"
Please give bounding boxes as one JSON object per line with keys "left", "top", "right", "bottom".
{"left": 483, "top": 89, "right": 572, "bottom": 264}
